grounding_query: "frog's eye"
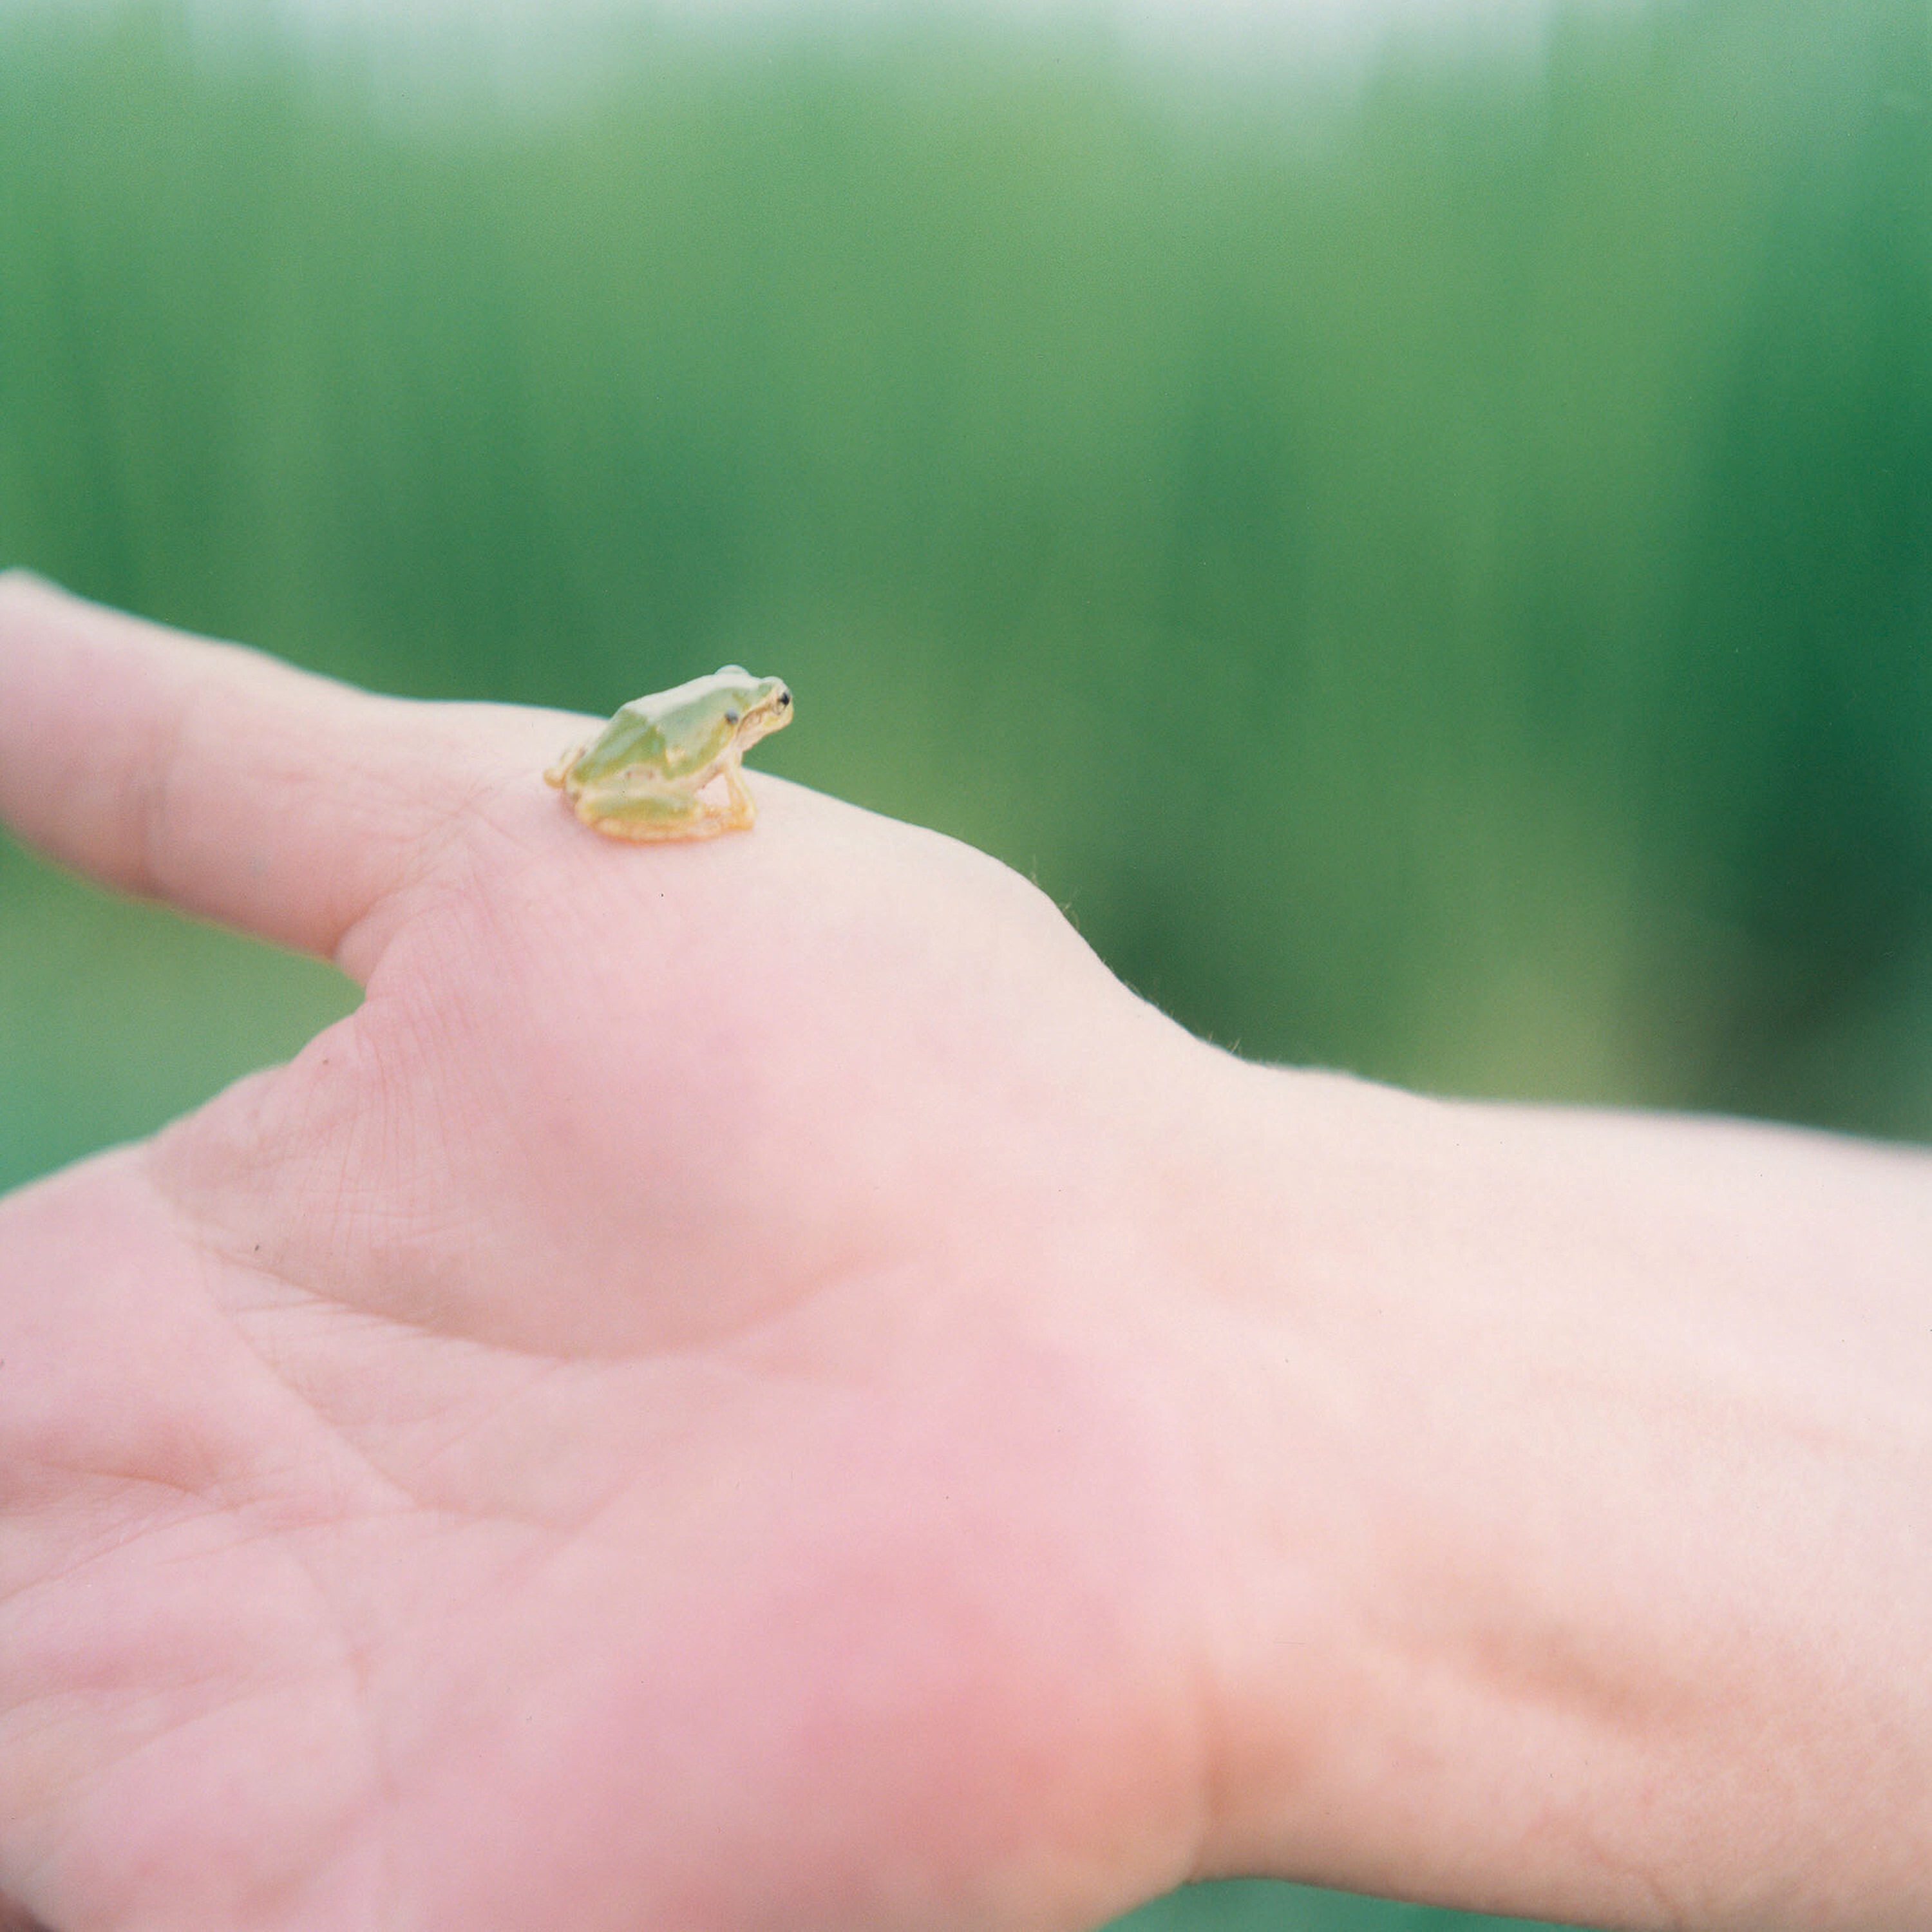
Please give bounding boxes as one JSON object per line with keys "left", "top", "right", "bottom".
{"left": 723, "top": 707, "right": 741, "bottom": 725}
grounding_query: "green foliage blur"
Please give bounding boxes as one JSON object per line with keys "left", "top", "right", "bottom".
{"left": 6, "top": 0, "right": 1932, "bottom": 1161}
{"left": 0, "top": 5, "right": 1927, "bottom": 1918}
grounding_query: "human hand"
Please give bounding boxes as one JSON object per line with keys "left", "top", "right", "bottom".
{"left": 0, "top": 577, "right": 1224, "bottom": 1931}
{"left": 7, "top": 578, "right": 1930, "bottom": 1932}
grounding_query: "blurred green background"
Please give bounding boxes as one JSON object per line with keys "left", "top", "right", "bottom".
{"left": 1, "top": 0, "right": 1927, "bottom": 1922}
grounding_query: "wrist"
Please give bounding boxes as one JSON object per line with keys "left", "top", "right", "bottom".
{"left": 1157, "top": 1060, "right": 1932, "bottom": 1927}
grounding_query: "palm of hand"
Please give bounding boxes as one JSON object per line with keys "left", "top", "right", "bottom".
{"left": 0, "top": 585, "right": 1207, "bottom": 1932}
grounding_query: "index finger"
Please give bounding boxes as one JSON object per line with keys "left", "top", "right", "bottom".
{"left": 0, "top": 574, "right": 580, "bottom": 976}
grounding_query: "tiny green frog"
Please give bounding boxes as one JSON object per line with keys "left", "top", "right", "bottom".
{"left": 545, "top": 667, "right": 793, "bottom": 841}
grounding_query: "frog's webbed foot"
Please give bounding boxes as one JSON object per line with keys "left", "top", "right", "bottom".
{"left": 544, "top": 744, "right": 587, "bottom": 790}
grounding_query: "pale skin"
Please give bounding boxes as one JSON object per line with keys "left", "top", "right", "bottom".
{"left": 0, "top": 573, "right": 1926, "bottom": 1932}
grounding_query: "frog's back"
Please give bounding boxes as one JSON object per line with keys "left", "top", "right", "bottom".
{"left": 574, "top": 702, "right": 674, "bottom": 780}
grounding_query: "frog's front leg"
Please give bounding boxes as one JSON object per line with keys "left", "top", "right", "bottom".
{"left": 716, "top": 759, "right": 758, "bottom": 833}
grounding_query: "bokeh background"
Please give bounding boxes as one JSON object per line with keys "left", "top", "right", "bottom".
{"left": 2, "top": 0, "right": 1928, "bottom": 1923}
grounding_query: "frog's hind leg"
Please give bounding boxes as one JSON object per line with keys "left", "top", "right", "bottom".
{"left": 570, "top": 784, "right": 707, "bottom": 841}
{"left": 565, "top": 766, "right": 759, "bottom": 840}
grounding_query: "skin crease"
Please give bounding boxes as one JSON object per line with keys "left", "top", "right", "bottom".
{"left": 0, "top": 571, "right": 1928, "bottom": 1932}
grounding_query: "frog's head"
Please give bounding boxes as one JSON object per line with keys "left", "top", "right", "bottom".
{"left": 658, "top": 668, "right": 791, "bottom": 768}
{"left": 719, "top": 672, "right": 793, "bottom": 753}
